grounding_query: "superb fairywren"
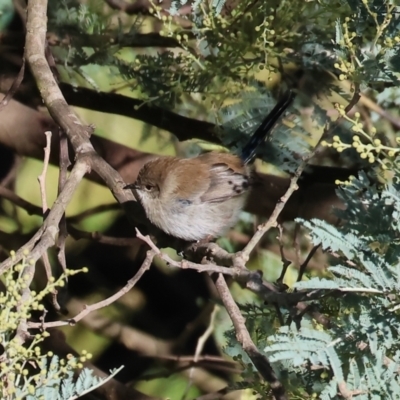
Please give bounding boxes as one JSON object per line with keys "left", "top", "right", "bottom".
{"left": 125, "top": 91, "right": 295, "bottom": 241}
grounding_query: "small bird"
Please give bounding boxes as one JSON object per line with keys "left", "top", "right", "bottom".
{"left": 125, "top": 91, "right": 295, "bottom": 241}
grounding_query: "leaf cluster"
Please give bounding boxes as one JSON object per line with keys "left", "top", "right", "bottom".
{"left": 225, "top": 164, "right": 400, "bottom": 399}
{"left": 0, "top": 256, "right": 120, "bottom": 400}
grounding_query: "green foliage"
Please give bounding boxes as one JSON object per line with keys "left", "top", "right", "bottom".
{"left": 46, "top": 0, "right": 347, "bottom": 107}
{"left": 224, "top": 165, "right": 400, "bottom": 398}
{"left": 49, "top": 0, "right": 400, "bottom": 106}
{"left": 47, "top": 0, "right": 400, "bottom": 173}
{"left": 0, "top": 255, "right": 122, "bottom": 399}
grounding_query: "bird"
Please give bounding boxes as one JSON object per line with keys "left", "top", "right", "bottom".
{"left": 124, "top": 91, "right": 295, "bottom": 241}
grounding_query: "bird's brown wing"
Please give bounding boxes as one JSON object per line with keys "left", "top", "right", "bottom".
{"left": 200, "top": 162, "right": 249, "bottom": 203}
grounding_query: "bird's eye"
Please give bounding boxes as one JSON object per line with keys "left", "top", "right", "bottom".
{"left": 144, "top": 185, "right": 153, "bottom": 191}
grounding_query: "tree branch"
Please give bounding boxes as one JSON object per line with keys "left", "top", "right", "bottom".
{"left": 60, "top": 83, "right": 219, "bottom": 144}
{"left": 28, "top": 249, "right": 154, "bottom": 329}
{"left": 214, "top": 274, "right": 287, "bottom": 400}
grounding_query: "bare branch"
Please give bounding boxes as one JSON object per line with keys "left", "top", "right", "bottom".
{"left": 277, "top": 224, "right": 292, "bottom": 282}
{"left": 68, "top": 225, "right": 141, "bottom": 246}
{"left": 28, "top": 250, "right": 154, "bottom": 329}
{"left": 183, "top": 305, "right": 219, "bottom": 400}
{"left": 0, "top": 159, "right": 90, "bottom": 273}
{"left": 57, "top": 129, "right": 70, "bottom": 276}
{"left": 0, "top": 185, "right": 42, "bottom": 215}
{"left": 240, "top": 154, "right": 312, "bottom": 259}
{"left": 297, "top": 243, "right": 321, "bottom": 282}
{"left": 214, "top": 274, "right": 287, "bottom": 400}
{"left": 60, "top": 83, "right": 219, "bottom": 144}
{"left": 37, "top": 131, "right": 52, "bottom": 214}
{"left": 36, "top": 131, "right": 61, "bottom": 309}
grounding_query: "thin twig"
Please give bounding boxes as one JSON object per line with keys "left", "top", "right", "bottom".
{"left": 0, "top": 186, "right": 136, "bottom": 248}
{"left": 0, "top": 160, "right": 90, "bottom": 274}
{"left": 66, "top": 297, "right": 173, "bottom": 356}
{"left": 241, "top": 154, "right": 314, "bottom": 260}
{"left": 297, "top": 243, "right": 321, "bottom": 282}
{"left": 68, "top": 226, "right": 141, "bottom": 246}
{"left": 57, "top": 129, "right": 71, "bottom": 276}
{"left": 0, "top": 186, "right": 43, "bottom": 215}
{"left": 66, "top": 203, "right": 120, "bottom": 223}
{"left": 0, "top": 188, "right": 129, "bottom": 247}
{"left": 37, "top": 130, "right": 60, "bottom": 309}
{"left": 276, "top": 224, "right": 292, "bottom": 282}
{"left": 28, "top": 250, "right": 155, "bottom": 329}
{"left": 136, "top": 229, "right": 239, "bottom": 276}
{"left": 135, "top": 229, "right": 330, "bottom": 312}
{"left": 183, "top": 305, "right": 219, "bottom": 400}
{"left": 37, "top": 131, "right": 52, "bottom": 215}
